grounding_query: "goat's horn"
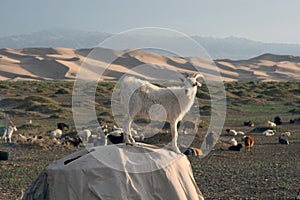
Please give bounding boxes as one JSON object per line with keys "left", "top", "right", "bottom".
{"left": 193, "top": 73, "right": 202, "bottom": 79}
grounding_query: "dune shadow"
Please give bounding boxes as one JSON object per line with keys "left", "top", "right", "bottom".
{"left": 0, "top": 70, "right": 46, "bottom": 81}
{"left": 20, "top": 59, "right": 71, "bottom": 80}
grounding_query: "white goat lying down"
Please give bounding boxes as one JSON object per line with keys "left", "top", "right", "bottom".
{"left": 50, "top": 129, "right": 63, "bottom": 139}
{"left": 228, "top": 137, "right": 238, "bottom": 146}
{"left": 18, "top": 134, "right": 39, "bottom": 143}
{"left": 225, "top": 129, "right": 237, "bottom": 136}
{"left": 121, "top": 73, "right": 202, "bottom": 153}
{"left": 281, "top": 132, "right": 291, "bottom": 137}
{"left": 263, "top": 129, "right": 276, "bottom": 136}
{"left": 267, "top": 121, "right": 276, "bottom": 127}
{"left": 77, "top": 129, "right": 92, "bottom": 142}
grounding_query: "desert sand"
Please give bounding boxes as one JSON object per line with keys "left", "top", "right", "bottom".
{"left": 0, "top": 47, "right": 299, "bottom": 82}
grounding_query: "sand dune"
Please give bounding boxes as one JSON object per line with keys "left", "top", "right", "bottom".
{"left": 0, "top": 48, "right": 299, "bottom": 82}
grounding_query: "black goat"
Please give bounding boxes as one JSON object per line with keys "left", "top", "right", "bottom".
{"left": 57, "top": 123, "right": 69, "bottom": 131}
{"left": 62, "top": 136, "right": 82, "bottom": 148}
{"left": 278, "top": 137, "right": 289, "bottom": 145}
{"left": 107, "top": 133, "right": 124, "bottom": 144}
{"left": 243, "top": 121, "right": 254, "bottom": 127}
{"left": 274, "top": 116, "right": 282, "bottom": 125}
{"left": 228, "top": 144, "right": 243, "bottom": 151}
{"left": 183, "top": 147, "right": 202, "bottom": 156}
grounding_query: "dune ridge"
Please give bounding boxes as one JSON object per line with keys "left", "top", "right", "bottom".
{"left": 0, "top": 48, "right": 299, "bottom": 82}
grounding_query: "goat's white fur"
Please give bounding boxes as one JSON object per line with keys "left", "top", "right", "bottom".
{"left": 2, "top": 126, "right": 17, "bottom": 143}
{"left": 28, "top": 135, "right": 38, "bottom": 143}
{"left": 263, "top": 129, "right": 275, "bottom": 136}
{"left": 113, "top": 125, "right": 123, "bottom": 131}
{"left": 226, "top": 129, "right": 237, "bottom": 136}
{"left": 52, "top": 137, "right": 61, "bottom": 145}
{"left": 228, "top": 137, "right": 238, "bottom": 146}
{"left": 108, "top": 126, "right": 138, "bottom": 136}
{"left": 267, "top": 121, "right": 276, "bottom": 127}
{"left": 77, "top": 129, "right": 92, "bottom": 142}
{"left": 237, "top": 131, "right": 245, "bottom": 135}
{"left": 281, "top": 132, "right": 291, "bottom": 137}
{"left": 18, "top": 133, "right": 28, "bottom": 142}
{"left": 121, "top": 74, "right": 202, "bottom": 153}
{"left": 50, "top": 129, "right": 63, "bottom": 139}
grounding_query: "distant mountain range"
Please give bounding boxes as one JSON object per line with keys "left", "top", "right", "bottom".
{"left": 0, "top": 47, "right": 299, "bottom": 82}
{"left": 1, "top": 29, "right": 300, "bottom": 60}
{"left": 0, "top": 29, "right": 111, "bottom": 51}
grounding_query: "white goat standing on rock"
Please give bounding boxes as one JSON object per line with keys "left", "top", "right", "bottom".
{"left": 120, "top": 73, "right": 202, "bottom": 153}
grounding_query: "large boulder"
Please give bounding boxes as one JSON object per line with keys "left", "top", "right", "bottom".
{"left": 23, "top": 143, "right": 204, "bottom": 200}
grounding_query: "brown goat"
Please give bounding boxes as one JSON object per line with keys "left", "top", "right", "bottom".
{"left": 244, "top": 136, "right": 254, "bottom": 152}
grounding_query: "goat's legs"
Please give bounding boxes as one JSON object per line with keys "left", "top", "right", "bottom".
{"left": 7, "top": 136, "right": 11, "bottom": 143}
{"left": 123, "top": 115, "right": 135, "bottom": 144}
{"left": 7, "top": 131, "right": 13, "bottom": 143}
{"left": 246, "top": 146, "right": 251, "bottom": 152}
{"left": 2, "top": 129, "right": 7, "bottom": 142}
{"left": 170, "top": 120, "right": 181, "bottom": 153}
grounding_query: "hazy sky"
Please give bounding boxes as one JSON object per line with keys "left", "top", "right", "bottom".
{"left": 1, "top": 0, "right": 300, "bottom": 44}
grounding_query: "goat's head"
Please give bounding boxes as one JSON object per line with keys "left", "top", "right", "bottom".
{"left": 181, "top": 73, "right": 202, "bottom": 95}
{"left": 9, "top": 126, "right": 17, "bottom": 132}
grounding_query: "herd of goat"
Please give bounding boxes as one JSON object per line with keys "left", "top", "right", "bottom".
{"left": 223, "top": 118, "right": 293, "bottom": 153}
{"left": 0, "top": 117, "right": 294, "bottom": 156}
{"left": 0, "top": 75, "right": 297, "bottom": 156}
{"left": 1, "top": 122, "right": 145, "bottom": 149}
